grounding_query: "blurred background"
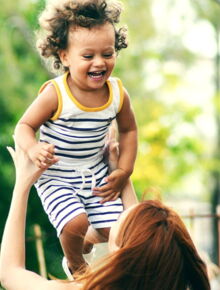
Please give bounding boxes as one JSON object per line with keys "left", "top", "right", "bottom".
{"left": 1, "top": 0, "right": 220, "bottom": 287}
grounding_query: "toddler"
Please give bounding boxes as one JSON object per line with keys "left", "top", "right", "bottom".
{"left": 15, "top": 0, "right": 137, "bottom": 277}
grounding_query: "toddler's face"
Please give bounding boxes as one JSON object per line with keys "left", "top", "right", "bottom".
{"left": 60, "top": 22, "right": 116, "bottom": 91}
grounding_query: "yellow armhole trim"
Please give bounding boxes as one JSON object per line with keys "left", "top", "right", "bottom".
{"left": 38, "top": 79, "right": 63, "bottom": 121}
{"left": 38, "top": 80, "right": 51, "bottom": 94}
{"left": 50, "top": 80, "right": 63, "bottom": 120}
{"left": 117, "top": 79, "right": 124, "bottom": 113}
{"left": 63, "top": 72, "right": 113, "bottom": 112}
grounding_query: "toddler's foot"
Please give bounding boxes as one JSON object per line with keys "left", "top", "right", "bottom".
{"left": 83, "top": 247, "right": 96, "bottom": 265}
{"left": 83, "top": 241, "right": 94, "bottom": 254}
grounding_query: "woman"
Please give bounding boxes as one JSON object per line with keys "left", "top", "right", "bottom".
{"left": 0, "top": 140, "right": 210, "bottom": 289}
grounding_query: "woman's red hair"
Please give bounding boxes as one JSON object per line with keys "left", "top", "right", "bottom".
{"left": 80, "top": 200, "right": 210, "bottom": 290}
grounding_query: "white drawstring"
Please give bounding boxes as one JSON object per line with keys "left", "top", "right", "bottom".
{"left": 80, "top": 169, "right": 96, "bottom": 190}
{"left": 56, "top": 161, "right": 96, "bottom": 190}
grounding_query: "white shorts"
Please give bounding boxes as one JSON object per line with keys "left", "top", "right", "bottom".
{"left": 35, "top": 161, "right": 123, "bottom": 236}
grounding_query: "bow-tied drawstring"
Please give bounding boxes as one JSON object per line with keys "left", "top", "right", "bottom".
{"left": 79, "top": 168, "right": 96, "bottom": 190}
{"left": 56, "top": 161, "right": 96, "bottom": 191}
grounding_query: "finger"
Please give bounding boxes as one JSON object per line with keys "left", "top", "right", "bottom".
{"left": 45, "top": 157, "right": 59, "bottom": 166}
{"left": 41, "top": 147, "right": 59, "bottom": 164}
{"left": 111, "top": 191, "right": 121, "bottom": 200}
{"left": 93, "top": 183, "right": 111, "bottom": 193}
{"left": 35, "top": 157, "right": 50, "bottom": 168}
{"left": 38, "top": 155, "right": 49, "bottom": 164}
{"left": 100, "top": 192, "right": 120, "bottom": 204}
{"left": 42, "top": 150, "right": 54, "bottom": 160}
{"left": 94, "top": 189, "right": 114, "bottom": 197}
{"left": 37, "top": 156, "right": 59, "bottom": 169}
{"left": 108, "top": 123, "right": 117, "bottom": 140}
{"left": 108, "top": 143, "right": 119, "bottom": 166}
{"left": 12, "top": 134, "right": 20, "bottom": 154}
{"left": 12, "top": 135, "right": 16, "bottom": 149}
{"left": 38, "top": 162, "right": 51, "bottom": 169}
{"left": 100, "top": 195, "right": 115, "bottom": 204}
{"left": 35, "top": 160, "right": 50, "bottom": 169}
{"left": 44, "top": 143, "right": 55, "bottom": 154}
{"left": 105, "top": 175, "right": 115, "bottom": 182}
{"left": 42, "top": 157, "right": 54, "bottom": 165}
{"left": 33, "top": 159, "right": 42, "bottom": 169}
{"left": 50, "top": 156, "right": 59, "bottom": 164}
{"left": 109, "top": 141, "right": 119, "bottom": 151}
{"left": 38, "top": 153, "right": 54, "bottom": 164}
{"left": 6, "top": 146, "right": 16, "bottom": 163}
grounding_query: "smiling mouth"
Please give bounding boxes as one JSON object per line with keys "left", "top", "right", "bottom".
{"left": 88, "top": 71, "right": 106, "bottom": 79}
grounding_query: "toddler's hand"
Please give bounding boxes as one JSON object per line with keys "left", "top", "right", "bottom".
{"left": 28, "top": 142, "right": 59, "bottom": 169}
{"left": 7, "top": 139, "right": 46, "bottom": 187}
{"left": 92, "top": 168, "right": 129, "bottom": 204}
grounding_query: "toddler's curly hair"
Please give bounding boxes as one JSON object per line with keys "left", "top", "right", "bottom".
{"left": 36, "top": 0, "right": 128, "bottom": 72}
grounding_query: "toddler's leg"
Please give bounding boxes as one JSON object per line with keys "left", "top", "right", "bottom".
{"left": 82, "top": 179, "right": 138, "bottom": 254}
{"left": 95, "top": 227, "right": 110, "bottom": 241}
{"left": 83, "top": 226, "right": 110, "bottom": 254}
{"left": 59, "top": 213, "right": 89, "bottom": 275}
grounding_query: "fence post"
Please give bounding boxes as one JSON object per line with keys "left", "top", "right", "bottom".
{"left": 33, "top": 224, "right": 47, "bottom": 278}
{"left": 217, "top": 205, "right": 220, "bottom": 267}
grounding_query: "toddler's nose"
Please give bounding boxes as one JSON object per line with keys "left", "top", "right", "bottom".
{"left": 93, "top": 56, "right": 105, "bottom": 67}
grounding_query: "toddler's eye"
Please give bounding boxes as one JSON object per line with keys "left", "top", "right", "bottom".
{"left": 103, "top": 53, "right": 113, "bottom": 58}
{"left": 83, "top": 55, "right": 93, "bottom": 59}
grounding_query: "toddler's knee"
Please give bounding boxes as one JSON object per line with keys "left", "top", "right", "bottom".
{"left": 62, "top": 214, "right": 89, "bottom": 237}
{"left": 97, "top": 227, "right": 110, "bottom": 241}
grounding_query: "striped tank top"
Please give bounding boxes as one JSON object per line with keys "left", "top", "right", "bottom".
{"left": 39, "top": 72, "right": 124, "bottom": 177}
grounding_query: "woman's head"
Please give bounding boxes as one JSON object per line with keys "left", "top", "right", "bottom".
{"left": 36, "top": 0, "right": 127, "bottom": 72}
{"left": 83, "top": 200, "right": 210, "bottom": 290}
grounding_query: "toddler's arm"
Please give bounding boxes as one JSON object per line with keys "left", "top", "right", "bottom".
{"left": 14, "top": 83, "right": 59, "bottom": 169}
{"left": 115, "top": 88, "right": 137, "bottom": 178}
{"left": 102, "top": 124, "right": 138, "bottom": 207}
{"left": 93, "top": 88, "right": 138, "bottom": 202}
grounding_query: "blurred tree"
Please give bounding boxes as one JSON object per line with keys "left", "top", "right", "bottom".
{"left": 189, "top": 0, "right": 220, "bottom": 263}
{"left": 116, "top": 0, "right": 206, "bottom": 201}
{"left": 0, "top": 0, "right": 62, "bottom": 276}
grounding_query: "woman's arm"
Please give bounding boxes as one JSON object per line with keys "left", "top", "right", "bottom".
{"left": 0, "top": 142, "right": 78, "bottom": 290}
{"left": 121, "top": 179, "right": 139, "bottom": 209}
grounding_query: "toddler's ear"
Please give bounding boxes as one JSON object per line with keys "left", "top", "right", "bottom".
{"left": 59, "top": 50, "right": 69, "bottom": 67}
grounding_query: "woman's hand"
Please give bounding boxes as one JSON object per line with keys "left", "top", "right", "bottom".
{"left": 93, "top": 124, "right": 126, "bottom": 203}
{"left": 104, "top": 123, "right": 119, "bottom": 172}
{"left": 7, "top": 136, "right": 45, "bottom": 188}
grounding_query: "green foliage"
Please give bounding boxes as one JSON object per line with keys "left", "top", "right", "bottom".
{"left": 0, "top": 0, "right": 56, "bottom": 275}
{"left": 132, "top": 98, "right": 205, "bottom": 199}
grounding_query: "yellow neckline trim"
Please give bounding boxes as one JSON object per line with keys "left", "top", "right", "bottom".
{"left": 63, "top": 72, "right": 113, "bottom": 112}
{"left": 117, "top": 78, "right": 124, "bottom": 113}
